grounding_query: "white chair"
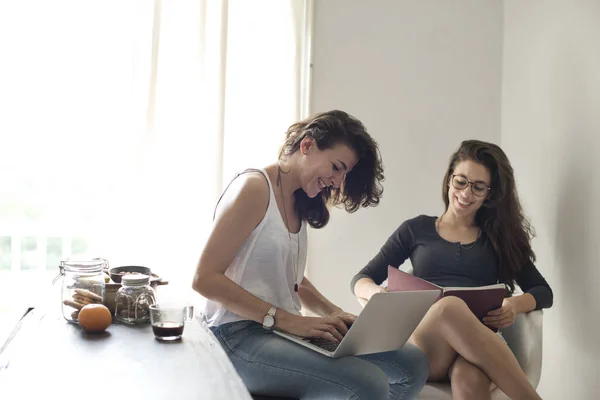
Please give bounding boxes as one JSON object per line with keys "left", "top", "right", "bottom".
{"left": 357, "top": 269, "right": 543, "bottom": 400}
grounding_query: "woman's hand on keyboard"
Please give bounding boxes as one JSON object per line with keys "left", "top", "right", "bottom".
{"left": 276, "top": 313, "right": 350, "bottom": 342}
{"left": 328, "top": 310, "right": 357, "bottom": 327}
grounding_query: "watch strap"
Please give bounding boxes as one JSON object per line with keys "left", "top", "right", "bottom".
{"left": 262, "top": 305, "right": 278, "bottom": 329}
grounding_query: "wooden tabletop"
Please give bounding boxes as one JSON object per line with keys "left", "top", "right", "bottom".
{"left": 0, "top": 307, "right": 252, "bottom": 400}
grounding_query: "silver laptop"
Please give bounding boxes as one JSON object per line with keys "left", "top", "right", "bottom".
{"left": 274, "top": 290, "right": 439, "bottom": 358}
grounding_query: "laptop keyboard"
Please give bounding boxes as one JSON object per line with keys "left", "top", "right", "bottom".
{"left": 305, "top": 322, "right": 353, "bottom": 353}
{"left": 308, "top": 337, "right": 340, "bottom": 352}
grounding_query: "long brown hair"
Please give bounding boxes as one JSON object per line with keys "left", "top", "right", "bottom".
{"left": 279, "top": 110, "right": 384, "bottom": 229}
{"left": 442, "top": 140, "right": 535, "bottom": 293}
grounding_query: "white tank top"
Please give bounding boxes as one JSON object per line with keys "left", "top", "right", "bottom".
{"left": 204, "top": 168, "right": 308, "bottom": 327}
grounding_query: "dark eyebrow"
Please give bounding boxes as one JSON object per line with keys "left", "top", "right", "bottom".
{"left": 337, "top": 159, "right": 348, "bottom": 170}
{"left": 456, "top": 173, "right": 489, "bottom": 186}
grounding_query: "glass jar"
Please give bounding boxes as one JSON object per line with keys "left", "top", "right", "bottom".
{"left": 59, "top": 259, "right": 107, "bottom": 324}
{"left": 114, "top": 274, "right": 156, "bottom": 324}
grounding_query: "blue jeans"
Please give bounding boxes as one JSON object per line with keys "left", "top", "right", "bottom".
{"left": 210, "top": 320, "right": 429, "bottom": 400}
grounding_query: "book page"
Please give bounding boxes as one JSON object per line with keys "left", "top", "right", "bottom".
{"left": 442, "top": 283, "right": 505, "bottom": 292}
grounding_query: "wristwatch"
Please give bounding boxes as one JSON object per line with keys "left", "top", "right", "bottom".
{"left": 262, "top": 306, "right": 278, "bottom": 329}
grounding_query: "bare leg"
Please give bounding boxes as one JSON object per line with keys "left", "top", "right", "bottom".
{"left": 408, "top": 296, "right": 541, "bottom": 400}
{"left": 449, "top": 356, "right": 492, "bottom": 400}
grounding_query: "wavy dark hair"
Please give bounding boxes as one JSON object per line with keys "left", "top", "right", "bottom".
{"left": 279, "top": 110, "right": 384, "bottom": 229}
{"left": 442, "top": 140, "right": 536, "bottom": 293}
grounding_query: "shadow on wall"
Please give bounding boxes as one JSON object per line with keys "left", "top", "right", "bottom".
{"left": 554, "top": 143, "right": 599, "bottom": 349}
{"left": 550, "top": 108, "right": 600, "bottom": 355}
{"left": 552, "top": 51, "right": 600, "bottom": 351}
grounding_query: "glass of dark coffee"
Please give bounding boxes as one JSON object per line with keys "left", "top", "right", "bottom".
{"left": 150, "top": 304, "right": 194, "bottom": 341}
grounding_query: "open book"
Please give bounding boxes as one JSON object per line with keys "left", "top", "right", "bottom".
{"left": 387, "top": 266, "right": 505, "bottom": 331}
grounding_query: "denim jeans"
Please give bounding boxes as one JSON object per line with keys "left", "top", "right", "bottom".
{"left": 210, "top": 320, "right": 429, "bottom": 400}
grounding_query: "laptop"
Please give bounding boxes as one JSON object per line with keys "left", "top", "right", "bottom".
{"left": 274, "top": 290, "right": 439, "bottom": 358}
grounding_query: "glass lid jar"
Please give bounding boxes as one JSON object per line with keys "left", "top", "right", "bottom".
{"left": 114, "top": 274, "right": 156, "bottom": 324}
{"left": 58, "top": 259, "right": 107, "bottom": 324}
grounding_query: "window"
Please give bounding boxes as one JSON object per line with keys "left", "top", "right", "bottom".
{"left": 0, "top": 0, "right": 311, "bottom": 335}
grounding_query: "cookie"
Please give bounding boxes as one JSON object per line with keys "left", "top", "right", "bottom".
{"left": 71, "top": 310, "right": 80, "bottom": 319}
{"left": 72, "top": 294, "right": 96, "bottom": 305}
{"left": 63, "top": 299, "right": 86, "bottom": 310}
{"left": 74, "top": 289, "right": 103, "bottom": 302}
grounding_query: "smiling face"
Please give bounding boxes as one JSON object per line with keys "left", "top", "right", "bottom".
{"left": 447, "top": 159, "right": 491, "bottom": 219}
{"left": 299, "top": 138, "right": 358, "bottom": 198}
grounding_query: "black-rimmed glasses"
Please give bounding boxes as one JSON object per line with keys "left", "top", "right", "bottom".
{"left": 451, "top": 174, "right": 490, "bottom": 197}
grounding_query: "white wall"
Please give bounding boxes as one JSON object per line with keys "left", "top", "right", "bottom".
{"left": 502, "top": 1, "right": 600, "bottom": 398}
{"left": 310, "top": 1, "right": 599, "bottom": 396}
{"left": 308, "top": 0, "right": 503, "bottom": 314}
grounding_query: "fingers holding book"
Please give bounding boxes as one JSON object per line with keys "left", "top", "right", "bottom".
{"left": 482, "top": 298, "right": 517, "bottom": 329}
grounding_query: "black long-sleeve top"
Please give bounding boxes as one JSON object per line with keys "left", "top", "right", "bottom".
{"left": 351, "top": 215, "right": 553, "bottom": 310}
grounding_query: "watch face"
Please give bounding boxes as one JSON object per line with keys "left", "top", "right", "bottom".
{"left": 263, "top": 315, "right": 275, "bottom": 328}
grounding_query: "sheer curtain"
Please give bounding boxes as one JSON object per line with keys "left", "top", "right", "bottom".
{"left": 0, "top": 0, "right": 311, "bottom": 325}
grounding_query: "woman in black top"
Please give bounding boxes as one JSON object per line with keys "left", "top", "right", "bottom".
{"left": 353, "top": 140, "right": 552, "bottom": 400}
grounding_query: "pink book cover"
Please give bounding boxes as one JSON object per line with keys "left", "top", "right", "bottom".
{"left": 387, "top": 266, "right": 444, "bottom": 303}
{"left": 387, "top": 266, "right": 441, "bottom": 292}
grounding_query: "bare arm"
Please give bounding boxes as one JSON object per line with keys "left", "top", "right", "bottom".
{"left": 192, "top": 173, "right": 277, "bottom": 323}
{"left": 298, "top": 277, "right": 343, "bottom": 316}
{"left": 192, "top": 173, "right": 350, "bottom": 340}
{"left": 298, "top": 277, "right": 356, "bottom": 325}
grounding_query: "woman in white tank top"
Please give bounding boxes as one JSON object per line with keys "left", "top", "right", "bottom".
{"left": 193, "top": 110, "right": 430, "bottom": 400}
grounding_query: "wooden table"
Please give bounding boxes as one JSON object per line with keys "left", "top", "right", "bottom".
{"left": 0, "top": 307, "right": 252, "bottom": 400}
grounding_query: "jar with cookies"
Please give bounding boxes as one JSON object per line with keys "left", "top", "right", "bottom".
{"left": 59, "top": 259, "right": 107, "bottom": 324}
{"left": 114, "top": 274, "right": 156, "bottom": 324}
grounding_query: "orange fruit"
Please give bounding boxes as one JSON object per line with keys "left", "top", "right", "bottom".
{"left": 78, "top": 304, "right": 112, "bottom": 333}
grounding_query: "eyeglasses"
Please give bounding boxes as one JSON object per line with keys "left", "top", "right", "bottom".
{"left": 451, "top": 174, "right": 490, "bottom": 197}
